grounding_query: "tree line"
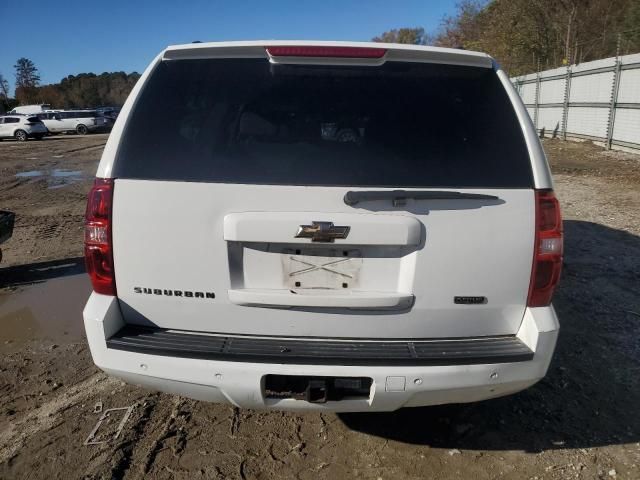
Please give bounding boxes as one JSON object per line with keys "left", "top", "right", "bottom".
{"left": 0, "top": 58, "right": 140, "bottom": 113}
{"left": 2, "top": 1, "right": 639, "bottom": 113}
{"left": 374, "top": 0, "right": 640, "bottom": 75}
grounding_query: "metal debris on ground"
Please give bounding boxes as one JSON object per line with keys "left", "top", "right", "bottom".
{"left": 84, "top": 405, "right": 134, "bottom": 445}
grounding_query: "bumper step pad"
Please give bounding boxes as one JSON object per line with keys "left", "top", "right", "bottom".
{"left": 106, "top": 326, "right": 534, "bottom": 366}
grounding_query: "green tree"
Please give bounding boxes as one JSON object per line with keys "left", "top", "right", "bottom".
{"left": 435, "top": 0, "right": 485, "bottom": 50}
{"left": 0, "top": 73, "right": 11, "bottom": 113}
{"left": 434, "top": 0, "right": 637, "bottom": 75}
{"left": 373, "top": 27, "right": 429, "bottom": 45}
{"left": 14, "top": 57, "right": 41, "bottom": 104}
{"left": 0, "top": 73, "right": 9, "bottom": 99}
{"left": 14, "top": 57, "right": 40, "bottom": 87}
{"left": 622, "top": 0, "right": 640, "bottom": 53}
{"left": 35, "top": 71, "right": 140, "bottom": 108}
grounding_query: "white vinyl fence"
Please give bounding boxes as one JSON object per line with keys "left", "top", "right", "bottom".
{"left": 512, "top": 53, "right": 640, "bottom": 152}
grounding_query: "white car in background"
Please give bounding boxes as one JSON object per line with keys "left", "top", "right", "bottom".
{"left": 83, "top": 41, "right": 562, "bottom": 412}
{"left": 0, "top": 114, "right": 47, "bottom": 141}
{"left": 8, "top": 104, "right": 52, "bottom": 115}
{"left": 38, "top": 110, "right": 101, "bottom": 135}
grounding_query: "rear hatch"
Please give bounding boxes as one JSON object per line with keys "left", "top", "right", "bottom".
{"left": 110, "top": 45, "right": 535, "bottom": 339}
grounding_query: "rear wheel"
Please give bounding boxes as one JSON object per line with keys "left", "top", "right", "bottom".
{"left": 76, "top": 124, "right": 88, "bottom": 135}
{"left": 14, "top": 130, "right": 28, "bottom": 142}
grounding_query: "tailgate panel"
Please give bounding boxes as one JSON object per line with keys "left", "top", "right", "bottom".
{"left": 112, "top": 180, "right": 534, "bottom": 339}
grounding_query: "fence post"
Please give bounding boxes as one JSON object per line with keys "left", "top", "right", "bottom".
{"left": 606, "top": 34, "right": 623, "bottom": 150}
{"left": 533, "top": 69, "right": 541, "bottom": 132}
{"left": 561, "top": 65, "right": 572, "bottom": 141}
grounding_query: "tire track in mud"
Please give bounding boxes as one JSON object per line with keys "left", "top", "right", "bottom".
{"left": 0, "top": 373, "right": 119, "bottom": 464}
{"left": 139, "top": 397, "right": 186, "bottom": 476}
{"left": 107, "top": 395, "right": 159, "bottom": 480}
{"left": 59, "top": 142, "right": 107, "bottom": 156}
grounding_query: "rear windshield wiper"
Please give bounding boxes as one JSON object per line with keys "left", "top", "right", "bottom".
{"left": 344, "top": 190, "right": 499, "bottom": 207}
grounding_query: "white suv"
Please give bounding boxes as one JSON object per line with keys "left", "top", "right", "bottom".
{"left": 83, "top": 41, "right": 562, "bottom": 412}
{"left": 38, "top": 110, "right": 101, "bottom": 135}
{"left": 0, "top": 114, "right": 48, "bottom": 141}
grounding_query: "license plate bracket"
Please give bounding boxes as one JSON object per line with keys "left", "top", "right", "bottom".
{"left": 283, "top": 248, "right": 362, "bottom": 289}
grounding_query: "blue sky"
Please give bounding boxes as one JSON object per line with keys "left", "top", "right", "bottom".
{"left": 0, "top": 0, "right": 456, "bottom": 92}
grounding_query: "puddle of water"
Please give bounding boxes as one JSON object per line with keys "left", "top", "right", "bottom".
{"left": 15, "top": 168, "right": 86, "bottom": 189}
{"left": 0, "top": 274, "right": 91, "bottom": 352}
{"left": 15, "top": 170, "right": 43, "bottom": 177}
{"left": 51, "top": 169, "right": 82, "bottom": 177}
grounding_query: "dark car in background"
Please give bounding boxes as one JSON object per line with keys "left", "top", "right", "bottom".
{"left": 96, "top": 107, "right": 120, "bottom": 132}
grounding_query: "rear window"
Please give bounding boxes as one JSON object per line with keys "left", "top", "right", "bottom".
{"left": 62, "top": 111, "right": 91, "bottom": 118}
{"left": 26, "top": 116, "right": 42, "bottom": 123}
{"left": 114, "top": 58, "right": 533, "bottom": 188}
{"left": 60, "top": 111, "right": 95, "bottom": 119}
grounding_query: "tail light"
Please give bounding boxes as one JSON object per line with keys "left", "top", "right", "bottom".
{"left": 265, "top": 46, "right": 387, "bottom": 58}
{"left": 527, "top": 190, "right": 563, "bottom": 307}
{"left": 84, "top": 178, "right": 116, "bottom": 295}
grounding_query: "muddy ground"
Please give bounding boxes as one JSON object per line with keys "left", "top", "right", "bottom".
{"left": 0, "top": 135, "right": 639, "bottom": 479}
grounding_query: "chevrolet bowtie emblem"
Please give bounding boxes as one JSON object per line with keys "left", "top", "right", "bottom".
{"left": 295, "top": 221, "right": 350, "bottom": 242}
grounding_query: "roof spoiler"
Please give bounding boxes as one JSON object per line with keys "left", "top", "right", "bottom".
{"left": 162, "top": 41, "right": 493, "bottom": 68}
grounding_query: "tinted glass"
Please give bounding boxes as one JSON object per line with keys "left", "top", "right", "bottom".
{"left": 114, "top": 58, "right": 532, "bottom": 187}
{"left": 5, "top": 117, "right": 19, "bottom": 124}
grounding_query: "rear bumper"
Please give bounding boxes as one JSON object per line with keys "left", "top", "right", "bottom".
{"left": 25, "top": 125, "right": 48, "bottom": 135}
{"left": 83, "top": 294, "right": 559, "bottom": 412}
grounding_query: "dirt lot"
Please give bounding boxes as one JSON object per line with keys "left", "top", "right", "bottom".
{"left": 0, "top": 135, "right": 639, "bottom": 479}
